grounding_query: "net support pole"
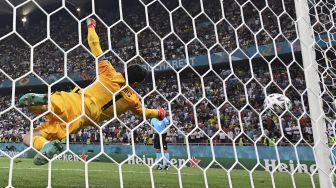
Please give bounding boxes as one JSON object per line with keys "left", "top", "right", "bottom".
{"left": 294, "top": 0, "right": 332, "bottom": 187}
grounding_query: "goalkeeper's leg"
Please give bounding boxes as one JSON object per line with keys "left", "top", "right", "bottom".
{"left": 23, "top": 116, "right": 85, "bottom": 165}
{"left": 20, "top": 91, "right": 82, "bottom": 122}
{"left": 22, "top": 123, "right": 64, "bottom": 166}
{"left": 87, "top": 18, "right": 103, "bottom": 57}
{"left": 20, "top": 92, "right": 83, "bottom": 165}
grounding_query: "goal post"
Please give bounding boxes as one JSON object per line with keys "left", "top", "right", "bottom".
{"left": 294, "top": 0, "right": 333, "bottom": 187}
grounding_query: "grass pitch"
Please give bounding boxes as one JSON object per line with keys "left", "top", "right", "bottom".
{"left": 0, "top": 158, "right": 319, "bottom": 188}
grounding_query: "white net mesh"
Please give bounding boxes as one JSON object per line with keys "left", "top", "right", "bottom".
{"left": 0, "top": 0, "right": 335, "bottom": 187}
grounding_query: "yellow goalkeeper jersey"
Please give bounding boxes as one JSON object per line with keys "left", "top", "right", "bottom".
{"left": 83, "top": 60, "right": 158, "bottom": 123}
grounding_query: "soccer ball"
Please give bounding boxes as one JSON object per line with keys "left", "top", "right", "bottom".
{"left": 263, "top": 93, "right": 292, "bottom": 113}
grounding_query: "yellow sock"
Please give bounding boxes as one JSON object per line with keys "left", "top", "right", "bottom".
{"left": 28, "top": 105, "right": 47, "bottom": 115}
{"left": 33, "top": 136, "right": 49, "bottom": 151}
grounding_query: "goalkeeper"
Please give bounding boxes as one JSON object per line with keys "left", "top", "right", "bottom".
{"left": 19, "top": 18, "right": 166, "bottom": 165}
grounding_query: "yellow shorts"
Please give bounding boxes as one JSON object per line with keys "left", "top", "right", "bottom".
{"left": 34, "top": 91, "right": 98, "bottom": 141}
{"left": 35, "top": 118, "right": 84, "bottom": 141}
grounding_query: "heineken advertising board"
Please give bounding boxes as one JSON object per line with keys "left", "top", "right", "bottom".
{"left": 0, "top": 143, "right": 324, "bottom": 173}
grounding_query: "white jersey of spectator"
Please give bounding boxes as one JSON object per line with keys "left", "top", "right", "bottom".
{"left": 306, "top": 126, "right": 313, "bottom": 135}
{"left": 264, "top": 129, "right": 269, "bottom": 137}
{"left": 127, "top": 132, "right": 131, "bottom": 143}
{"left": 200, "top": 131, "right": 204, "bottom": 139}
{"left": 285, "top": 126, "right": 292, "bottom": 135}
{"left": 190, "top": 132, "right": 196, "bottom": 140}
{"left": 293, "top": 126, "right": 300, "bottom": 137}
{"left": 208, "top": 129, "right": 214, "bottom": 137}
{"left": 178, "top": 131, "right": 184, "bottom": 139}
{"left": 227, "top": 131, "right": 234, "bottom": 139}
{"left": 294, "top": 99, "right": 301, "bottom": 107}
{"left": 327, "top": 124, "right": 333, "bottom": 136}
{"left": 196, "top": 131, "right": 201, "bottom": 139}
{"left": 219, "top": 132, "right": 226, "bottom": 140}
{"left": 234, "top": 127, "right": 240, "bottom": 135}
{"left": 151, "top": 117, "right": 169, "bottom": 134}
{"left": 172, "top": 132, "right": 178, "bottom": 143}
{"left": 253, "top": 131, "right": 258, "bottom": 141}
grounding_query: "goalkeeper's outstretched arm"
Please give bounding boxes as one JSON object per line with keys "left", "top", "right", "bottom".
{"left": 87, "top": 18, "right": 103, "bottom": 57}
{"left": 86, "top": 18, "right": 117, "bottom": 75}
{"left": 130, "top": 100, "right": 166, "bottom": 120}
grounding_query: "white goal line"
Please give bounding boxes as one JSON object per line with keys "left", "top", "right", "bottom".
{"left": 0, "top": 167, "right": 201, "bottom": 176}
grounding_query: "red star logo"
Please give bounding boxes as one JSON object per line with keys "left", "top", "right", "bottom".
{"left": 79, "top": 153, "right": 88, "bottom": 161}
{"left": 189, "top": 156, "right": 201, "bottom": 168}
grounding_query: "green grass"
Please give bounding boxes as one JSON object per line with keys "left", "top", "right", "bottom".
{"left": 0, "top": 158, "right": 319, "bottom": 188}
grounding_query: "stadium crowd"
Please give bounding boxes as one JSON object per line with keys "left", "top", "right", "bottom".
{"left": 0, "top": 0, "right": 302, "bottom": 78}
{"left": 0, "top": 0, "right": 334, "bottom": 146}
{"left": 0, "top": 64, "right": 323, "bottom": 146}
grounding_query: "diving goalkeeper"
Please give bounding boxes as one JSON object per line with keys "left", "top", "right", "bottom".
{"left": 19, "top": 18, "right": 166, "bottom": 165}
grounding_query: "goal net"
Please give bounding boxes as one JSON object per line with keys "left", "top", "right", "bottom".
{"left": 0, "top": 0, "right": 335, "bottom": 187}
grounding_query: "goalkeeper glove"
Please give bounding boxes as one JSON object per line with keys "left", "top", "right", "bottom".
{"left": 87, "top": 18, "right": 96, "bottom": 29}
{"left": 157, "top": 107, "right": 166, "bottom": 120}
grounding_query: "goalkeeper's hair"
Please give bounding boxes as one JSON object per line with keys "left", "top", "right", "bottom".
{"left": 127, "top": 64, "right": 148, "bottom": 84}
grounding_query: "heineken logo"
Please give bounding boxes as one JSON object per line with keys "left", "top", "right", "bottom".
{"left": 128, "top": 155, "right": 187, "bottom": 167}
{"left": 80, "top": 153, "right": 88, "bottom": 161}
{"left": 264, "top": 159, "right": 317, "bottom": 173}
{"left": 53, "top": 153, "right": 87, "bottom": 161}
{"left": 0, "top": 151, "right": 28, "bottom": 158}
{"left": 189, "top": 156, "right": 201, "bottom": 168}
